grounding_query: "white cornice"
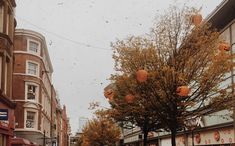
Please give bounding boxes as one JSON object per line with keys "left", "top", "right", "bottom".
{"left": 14, "top": 129, "right": 44, "bottom": 134}
{"left": 13, "top": 73, "right": 41, "bottom": 79}
{"left": 14, "top": 51, "right": 43, "bottom": 59}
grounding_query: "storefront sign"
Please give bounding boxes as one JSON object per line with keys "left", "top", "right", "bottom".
{"left": 185, "top": 116, "right": 204, "bottom": 129}
{"left": 0, "top": 109, "right": 8, "bottom": 120}
{"left": 0, "top": 120, "right": 9, "bottom": 127}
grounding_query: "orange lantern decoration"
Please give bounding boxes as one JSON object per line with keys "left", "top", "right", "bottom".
{"left": 192, "top": 14, "right": 202, "bottom": 26}
{"left": 176, "top": 86, "right": 190, "bottom": 97}
{"left": 125, "top": 94, "right": 135, "bottom": 103}
{"left": 136, "top": 70, "right": 148, "bottom": 83}
{"left": 214, "top": 131, "right": 220, "bottom": 141}
{"left": 104, "top": 89, "right": 114, "bottom": 101}
{"left": 219, "top": 42, "right": 230, "bottom": 51}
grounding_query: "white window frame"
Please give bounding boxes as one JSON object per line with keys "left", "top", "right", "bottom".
{"left": 4, "top": 61, "right": 7, "bottom": 94}
{"left": 27, "top": 39, "right": 41, "bottom": 56}
{"left": 232, "top": 22, "right": 235, "bottom": 44}
{"left": 25, "top": 82, "right": 39, "bottom": 102}
{"left": 24, "top": 109, "right": 38, "bottom": 130}
{"left": 41, "top": 115, "right": 44, "bottom": 132}
{"left": 0, "top": 5, "right": 4, "bottom": 33}
{"left": 5, "top": 11, "right": 9, "bottom": 35}
{"left": 0, "top": 57, "right": 2, "bottom": 89}
{"left": 26, "top": 60, "right": 40, "bottom": 77}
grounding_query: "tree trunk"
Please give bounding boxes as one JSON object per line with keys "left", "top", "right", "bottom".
{"left": 171, "top": 128, "right": 176, "bottom": 146}
{"left": 143, "top": 116, "right": 148, "bottom": 146}
{"left": 143, "top": 130, "right": 148, "bottom": 146}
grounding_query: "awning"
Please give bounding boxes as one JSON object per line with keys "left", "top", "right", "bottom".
{"left": 11, "top": 137, "right": 39, "bottom": 146}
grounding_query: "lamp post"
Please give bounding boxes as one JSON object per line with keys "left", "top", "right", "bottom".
{"left": 191, "top": 127, "right": 195, "bottom": 146}
{"left": 43, "top": 130, "right": 46, "bottom": 146}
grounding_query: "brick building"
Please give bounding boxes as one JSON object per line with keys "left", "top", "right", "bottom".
{"left": 61, "top": 105, "right": 70, "bottom": 146}
{"left": 55, "top": 101, "right": 62, "bottom": 146}
{"left": 0, "top": 0, "right": 17, "bottom": 146}
{"left": 50, "top": 85, "right": 57, "bottom": 146}
{"left": 12, "top": 29, "right": 54, "bottom": 145}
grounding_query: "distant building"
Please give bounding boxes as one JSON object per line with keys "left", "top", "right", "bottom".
{"left": 78, "top": 117, "right": 88, "bottom": 132}
{"left": 0, "top": 0, "right": 17, "bottom": 146}
{"left": 70, "top": 132, "right": 83, "bottom": 146}
{"left": 61, "top": 105, "right": 70, "bottom": 146}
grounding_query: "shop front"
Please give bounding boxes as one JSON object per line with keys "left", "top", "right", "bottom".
{"left": 192, "top": 126, "right": 235, "bottom": 146}
{"left": 11, "top": 137, "right": 39, "bottom": 146}
{"left": 0, "top": 95, "right": 16, "bottom": 146}
{"left": 159, "top": 125, "right": 235, "bottom": 146}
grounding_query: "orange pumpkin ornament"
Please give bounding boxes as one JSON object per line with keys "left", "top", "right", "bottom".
{"left": 104, "top": 89, "right": 114, "bottom": 101}
{"left": 192, "top": 14, "right": 202, "bottom": 26}
{"left": 136, "top": 70, "right": 148, "bottom": 82}
{"left": 219, "top": 42, "right": 230, "bottom": 51}
{"left": 214, "top": 131, "right": 220, "bottom": 141}
{"left": 176, "top": 86, "right": 190, "bottom": 97}
{"left": 195, "top": 134, "right": 201, "bottom": 144}
{"left": 125, "top": 94, "right": 135, "bottom": 103}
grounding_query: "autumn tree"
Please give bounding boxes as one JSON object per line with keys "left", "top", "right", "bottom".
{"left": 81, "top": 109, "right": 120, "bottom": 146}
{"left": 108, "top": 5, "right": 234, "bottom": 146}
{"left": 105, "top": 67, "right": 163, "bottom": 146}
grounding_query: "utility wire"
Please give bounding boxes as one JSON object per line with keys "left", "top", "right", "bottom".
{"left": 16, "top": 16, "right": 112, "bottom": 51}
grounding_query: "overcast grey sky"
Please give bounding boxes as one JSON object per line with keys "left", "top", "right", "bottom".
{"left": 15, "top": 0, "right": 222, "bottom": 134}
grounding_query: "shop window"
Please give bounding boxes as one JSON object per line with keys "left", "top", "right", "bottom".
{"left": 0, "top": 134, "right": 7, "bottom": 146}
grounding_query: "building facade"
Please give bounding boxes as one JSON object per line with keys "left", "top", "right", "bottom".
{"left": 61, "top": 105, "right": 70, "bottom": 146}
{"left": 56, "top": 101, "right": 62, "bottom": 146}
{"left": 0, "top": 0, "right": 16, "bottom": 146}
{"left": 122, "top": 0, "right": 235, "bottom": 146}
{"left": 12, "top": 29, "right": 54, "bottom": 145}
{"left": 51, "top": 85, "right": 58, "bottom": 146}
{"left": 78, "top": 117, "right": 88, "bottom": 133}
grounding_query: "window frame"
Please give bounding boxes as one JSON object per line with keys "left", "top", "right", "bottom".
{"left": 24, "top": 109, "right": 38, "bottom": 130}
{"left": 26, "top": 60, "right": 40, "bottom": 77}
{"left": 27, "top": 39, "right": 41, "bottom": 56}
{"left": 0, "top": 5, "right": 4, "bottom": 33}
{"left": 231, "top": 22, "right": 235, "bottom": 44}
{"left": 25, "top": 82, "right": 39, "bottom": 102}
{"left": 0, "top": 57, "right": 2, "bottom": 90}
